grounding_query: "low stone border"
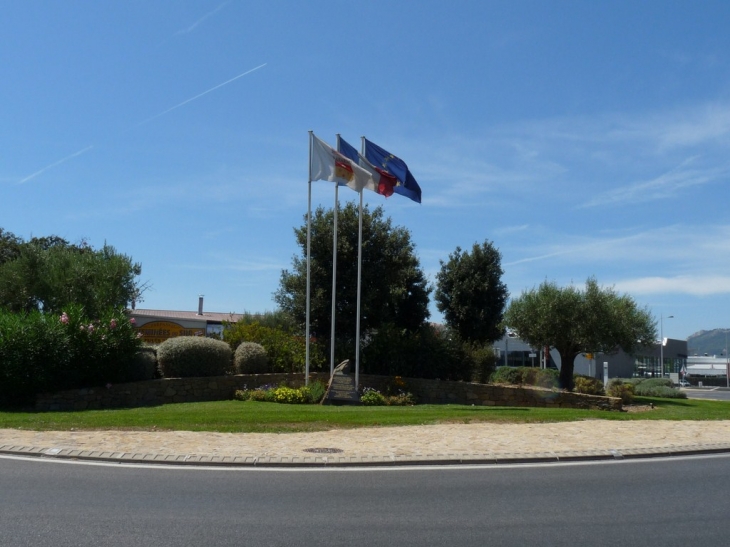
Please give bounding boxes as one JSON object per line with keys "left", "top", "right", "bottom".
{"left": 35, "top": 373, "right": 621, "bottom": 412}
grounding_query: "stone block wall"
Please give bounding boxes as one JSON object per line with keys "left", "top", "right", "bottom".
{"left": 35, "top": 373, "right": 621, "bottom": 411}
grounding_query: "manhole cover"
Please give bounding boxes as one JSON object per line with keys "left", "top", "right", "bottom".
{"left": 303, "top": 447, "right": 343, "bottom": 454}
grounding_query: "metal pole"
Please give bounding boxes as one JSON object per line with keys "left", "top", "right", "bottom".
{"left": 305, "top": 132, "right": 313, "bottom": 386}
{"left": 660, "top": 314, "right": 663, "bottom": 378}
{"left": 330, "top": 142, "right": 340, "bottom": 377}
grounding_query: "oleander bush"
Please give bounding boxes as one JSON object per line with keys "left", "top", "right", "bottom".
{"left": 234, "top": 342, "right": 269, "bottom": 374}
{"left": 157, "top": 336, "right": 232, "bottom": 378}
{"left": 0, "top": 306, "right": 141, "bottom": 407}
{"left": 573, "top": 375, "right": 605, "bottom": 396}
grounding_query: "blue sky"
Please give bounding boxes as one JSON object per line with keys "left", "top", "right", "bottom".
{"left": 2, "top": 0, "right": 729, "bottom": 342}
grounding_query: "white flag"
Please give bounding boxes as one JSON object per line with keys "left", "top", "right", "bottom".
{"left": 310, "top": 134, "right": 376, "bottom": 193}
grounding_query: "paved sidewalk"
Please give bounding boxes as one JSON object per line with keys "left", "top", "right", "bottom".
{"left": 3, "top": 420, "right": 730, "bottom": 467}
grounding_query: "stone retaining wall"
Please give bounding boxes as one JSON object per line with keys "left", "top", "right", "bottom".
{"left": 35, "top": 373, "right": 621, "bottom": 411}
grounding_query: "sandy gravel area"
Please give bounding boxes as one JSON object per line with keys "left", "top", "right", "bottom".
{"left": 3, "top": 420, "right": 730, "bottom": 460}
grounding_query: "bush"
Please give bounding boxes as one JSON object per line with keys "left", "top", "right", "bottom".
{"left": 362, "top": 323, "right": 473, "bottom": 381}
{"left": 385, "top": 391, "right": 417, "bottom": 406}
{"left": 234, "top": 342, "right": 269, "bottom": 374}
{"left": 634, "top": 384, "right": 687, "bottom": 399}
{"left": 233, "top": 381, "right": 327, "bottom": 404}
{"left": 467, "top": 343, "right": 499, "bottom": 383}
{"left": 157, "top": 336, "right": 232, "bottom": 378}
{"left": 490, "top": 366, "right": 525, "bottom": 385}
{"left": 627, "top": 377, "right": 686, "bottom": 398}
{"left": 302, "top": 380, "right": 326, "bottom": 404}
{"left": 0, "top": 306, "right": 141, "bottom": 407}
{"left": 224, "top": 321, "right": 324, "bottom": 373}
{"left": 607, "top": 379, "right": 635, "bottom": 404}
{"left": 490, "top": 366, "right": 559, "bottom": 387}
{"left": 573, "top": 375, "right": 605, "bottom": 395}
{"left": 534, "top": 368, "right": 560, "bottom": 388}
{"left": 126, "top": 346, "right": 159, "bottom": 382}
{"left": 360, "top": 388, "right": 386, "bottom": 406}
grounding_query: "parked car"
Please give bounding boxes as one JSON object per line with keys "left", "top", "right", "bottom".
{"left": 679, "top": 380, "right": 691, "bottom": 388}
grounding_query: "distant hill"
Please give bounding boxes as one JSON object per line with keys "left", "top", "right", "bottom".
{"left": 687, "top": 328, "right": 730, "bottom": 357}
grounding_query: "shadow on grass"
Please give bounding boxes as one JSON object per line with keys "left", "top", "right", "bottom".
{"left": 635, "top": 397, "right": 694, "bottom": 408}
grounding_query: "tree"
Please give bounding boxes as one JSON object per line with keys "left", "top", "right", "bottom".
{"left": 503, "top": 277, "right": 656, "bottom": 390}
{"left": 435, "top": 240, "right": 508, "bottom": 344}
{"left": 0, "top": 234, "right": 144, "bottom": 318}
{"left": 0, "top": 228, "right": 23, "bottom": 266}
{"left": 274, "top": 203, "right": 430, "bottom": 359}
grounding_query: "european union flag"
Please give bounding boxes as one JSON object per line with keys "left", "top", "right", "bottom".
{"left": 363, "top": 138, "right": 422, "bottom": 203}
{"left": 337, "top": 136, "right": 360, "bottom": 164}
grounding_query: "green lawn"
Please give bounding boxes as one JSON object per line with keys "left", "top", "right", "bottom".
{"left": 1, "top": 397, "right": 729, "bottom": 433}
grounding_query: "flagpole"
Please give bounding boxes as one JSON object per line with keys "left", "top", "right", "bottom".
{"left": 305, "top": 131, "right": 313, "bottom": 386}
{"left": 354, "top": 138, "right": 367, "bottom": 391}
{"left": 330, "top": 134, "right": 342, "bottom": 377}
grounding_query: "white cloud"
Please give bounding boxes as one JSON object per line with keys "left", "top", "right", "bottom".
{"left": 614, "top": 275, "right": 730, "bottom": 296}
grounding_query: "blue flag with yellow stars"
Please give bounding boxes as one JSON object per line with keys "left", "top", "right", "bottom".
{"left": 363, "top": 138, "right": 422, "bottom": 203}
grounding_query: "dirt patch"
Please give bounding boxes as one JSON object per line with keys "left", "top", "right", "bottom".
{"left": 623, "top": 404, "right": 656, "bottom": 413}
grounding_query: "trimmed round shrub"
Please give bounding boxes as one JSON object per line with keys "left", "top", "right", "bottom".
{"left": 157, "top": 336, "right": 232, "bottom": 378}
{"left": 234, "top": 342, "right": 269, "bottom": 374}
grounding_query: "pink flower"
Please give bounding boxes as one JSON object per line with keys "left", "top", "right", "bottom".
{"left": 129, "top": 318, "right": 136, "bottom": 325}
{"left": 87, "top": 324, "right": 94, "bottom": 333}
{"left": 60, "top": 312, "right": 69, "bottom": 324}
{"left": 109, "top": 318, "right": 117, "bottom": 329}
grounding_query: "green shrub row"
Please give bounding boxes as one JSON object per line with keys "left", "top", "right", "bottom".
{"left": 629, "top": 377, "right": 687, "bottom": 399}
{"left": 362, "top": 323, "right": 498, "bottom": 382}
{"left": 360, "top": 387, "right": 416, "bottom": 406}
{"left": 489, "top": 366, "right": 560, "bottom": 388}
{"left": 0, "top": 306, "right": 141, "bottom": 407}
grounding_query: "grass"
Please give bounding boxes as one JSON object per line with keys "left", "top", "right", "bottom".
{"left": 1, "top": 397, "right": 729, "bottom": 433}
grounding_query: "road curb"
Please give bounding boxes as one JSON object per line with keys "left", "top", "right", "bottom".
{"left": 3, "top": 443, "right": 730, "bottom": 468}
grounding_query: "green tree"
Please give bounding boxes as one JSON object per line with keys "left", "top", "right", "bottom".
{"left": 0, "top": 236, "right": 144, "bottom": 318}
{"left": 0, "top": 228, "right": 23, "bottom": 266}
{"left": 274, "top": 203, "right": 430, "bottom": 359}
{"left": 503, "top": 277, "right": 656, "bottom": 390}
{"left": 435, "top": 240, "right": 508, "bottom": 344}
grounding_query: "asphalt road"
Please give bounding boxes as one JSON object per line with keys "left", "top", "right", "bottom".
{"left": 2, "top": 454, "right": 730, "bottom": 547}
{"left": 683, "top": 388, "right": 730, "bottom": 401}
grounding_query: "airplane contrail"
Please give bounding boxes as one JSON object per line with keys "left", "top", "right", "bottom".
{"left": 174, "top": 2, "right": 230, "bottom": 36}
{"left": 17, "top": 145, "right": 94, "bottom": 185}
{"left": 136, "top": 63, "right": 267, "bottom": 127}
{"left": 16, "top": 63, "right": 267, "bottom": 184}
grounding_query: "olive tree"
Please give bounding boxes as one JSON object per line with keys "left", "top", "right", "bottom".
{"left": 503, "top": 277, "right": 656, "bottom": 390}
